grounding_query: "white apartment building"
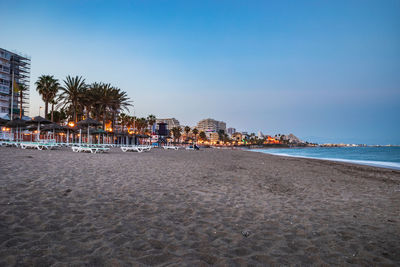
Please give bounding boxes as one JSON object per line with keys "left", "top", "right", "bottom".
{"left": 155, "top": 118, "right": 180, "bottom": 130}
{"left": 227, "top": 127, "right": 236, "bottom": 135}
{"left": 0, "top": 48, "right": 30, "bottom": 118}
{"left": 196, "top": 118, "right": 226, "bottom": 133}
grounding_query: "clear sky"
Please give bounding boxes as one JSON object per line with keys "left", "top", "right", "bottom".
{"left": 1, "top": 0, "right": 399, "bottom": 144}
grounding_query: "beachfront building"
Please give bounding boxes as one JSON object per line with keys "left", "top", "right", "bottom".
{"left": 0, "top": 48, "right": 31, "bottom": 119}
{"left": 227, "top": 127, "right": 236, "bottom": 135}
{"left": 196, "top": 118, "right": 226, "bottom": 133}
{"left": 209, "top": 132, "right": 220, "bottom": 142}
{"left": 155, "top": 118, "right": 180, "bottom": 130}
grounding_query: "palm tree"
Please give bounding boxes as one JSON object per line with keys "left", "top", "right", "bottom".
{"left": 170, "top": 126, "right": 182, "bottom": 143}
{"left": 199, "top": 131, "right": 207, "bottom": 141}
{"left": 147, "top": 114, "right": 156, "bottom": 134}
{"left": 192, "top": 128, "right": 199, "bottom": 142}
{"left": 184, "top": 126, "right": 191, "bottom": 135}
{"left": 84, "top": 82, "right": 103, "bottom": 118}
{"left": 118, "top": 113, "right": 130, "bottom": 132}
{"left": 17, "top": 83, "right": 29, "bottom": 119}
{"left": 184, "top": 126, "right": 191, "bottom": 142}
{"left": 58, "top": 75, "right": 87, "bottom": 122}
{"left": 35, "top": 75, "right": 59, "bottom": 118}
{"left": 49, "top": 81, "right": 60, "bottom": 122}
{"left": 108, "top": 86, "right": 131, "bottom": 131}
{"left": 135, "top": 117, "right": 148, "bottom": 134}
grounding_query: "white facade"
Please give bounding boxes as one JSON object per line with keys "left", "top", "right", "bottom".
{"left": 155, "top": 118, "right": 180, "bottom": 130}
{"left": 196, "top": 118, "right": 227, "bottom": 133}
{"left": 0, "top": 48, "right": 31, "bottom": 117}
{"left": 227, "top": 127, "right": 236, "bottom": 135}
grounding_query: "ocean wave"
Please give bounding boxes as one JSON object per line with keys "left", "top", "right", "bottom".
{"left": 253, "top": 150, "right": 400, "bottom": 170}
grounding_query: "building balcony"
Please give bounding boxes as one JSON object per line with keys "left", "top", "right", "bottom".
{"left": 0, "top": 95, "right": 9, "bottom": 101}
{"left": 0, "top": 101, "right": 9, "bottom": 108}
{"left": 0, "top": 60, "right": 10, "bottom": 67}
{"left": 0, "top": 72, "right": 10, "bottom": 78}
{"left": 0, "top": 86, "right": 9, "bottom": 94}
{"left": 0, "top": 52, "right": 11, "bottom": 60}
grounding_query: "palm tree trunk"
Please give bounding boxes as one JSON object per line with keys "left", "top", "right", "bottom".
{"left": 112, "top": 111, "right": 116, "bottom": 132}
{"left": 45, "top": 101, "right": 49, "bottom": 118}
{"left": 103, "top": 110, "right": 106, "bottom": 130}
{"left": 51, "top": 103, "right": 54, "bottom": 122}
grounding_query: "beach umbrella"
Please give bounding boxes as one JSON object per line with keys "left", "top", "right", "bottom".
{"left": 0, "top": 117, "right": 9, "bottom": 126}
{"left": 6, "top": 119, "right": 26, "bottom": 141}
{"left": 6, "top": 118, "right": 26, "bottom": 128}
{"left": 77, "top": 117, "right": 101, "bottom": 144}
{"left": 42, "top": 123, "right": 67, "bottom": 132}
{"left": 25, "top": 116, "right": 52, "bottom": 141}
{"left": 91, "top": 128, "right": 107, "bottom": 144}
{"left": 91, "top": 128, "right": 107, "bottom": 134}
{"left": 42, "top": 123, "right": 69, "bottom": 142}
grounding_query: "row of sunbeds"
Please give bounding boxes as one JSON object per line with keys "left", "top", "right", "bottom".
{"left": 0, "top": 141, "right": 60, "bottom": 150}
{"left": 72, "top": 145, "right": 153, "bottom": 154}
{"left": 1, "top": 140, "right": 188, "bottom": 154}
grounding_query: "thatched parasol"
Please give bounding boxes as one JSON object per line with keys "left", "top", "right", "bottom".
{"left": 41, "top": 123, "right": 68, "bottom": 132}
{"left": 0, "top": 117, "right": 9, "bottom": 126}
{"left": 6, "top": 118, "right": 26, "bottom": 128}
{"left": 77, "top": 117, "right": 102, "bottom": 144}
{"left": 6, "top": 119, "right": 27, "bottom": 142}
{"left": 25, "top": 116, "right": 52, "bottom": 141}
{"left": 90, "top": 128, "right": 108, "bottom": 144}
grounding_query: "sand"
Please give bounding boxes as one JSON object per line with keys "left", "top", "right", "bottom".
{"left": 0, "top": 146, "right": 399, "bottom": 266}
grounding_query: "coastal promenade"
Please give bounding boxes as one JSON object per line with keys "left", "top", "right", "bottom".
{"left": 0, "top": 147, "right": 399, "bottom": 265}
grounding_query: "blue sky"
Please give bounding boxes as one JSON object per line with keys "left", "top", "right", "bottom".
{"left": 1, "top": 0, "right": 399, "bottom": 144}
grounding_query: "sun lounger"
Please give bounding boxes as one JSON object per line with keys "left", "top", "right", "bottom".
{"left": 163, "top": 145, "right": 179, "bottom": 150}
{"left": 20, "top": 142, "right": 46, "bottom": 150}
{"left": 0, "top": 141, "right": 19, "bottom": 147}
{"left": 72, "top": 146, "right": 110, "bottom": 154}
{"left": 138, "top": 145, "right": 152, "bottom": 151}
{"left": 121, "top": 146, "right": 143, "bottom": 153}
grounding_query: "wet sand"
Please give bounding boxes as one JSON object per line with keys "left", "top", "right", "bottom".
{"left": 0, "top": 147, "right": 399, "bottom": 266}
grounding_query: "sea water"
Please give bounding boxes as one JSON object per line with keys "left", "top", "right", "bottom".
{"left": 253, "top": 146, "right": 400, "bottom": 170}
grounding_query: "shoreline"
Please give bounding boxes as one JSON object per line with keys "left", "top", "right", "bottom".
{"left": 1, "top": 147, "right": 399, "bottom": 265}
{"left": 249, "top": 147, "right": 400, "bottom": 171}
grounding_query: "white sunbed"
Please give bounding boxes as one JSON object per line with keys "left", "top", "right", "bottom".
{"left": 20, "top": 142, "right": 46, "bottom": 150}
{"left": 138, "top": 145, "right": 152, "bottom": 151}
{"left": 0, "top": 141, "right": 19, "bottom": 147}
{"left": 72, "top": 146, "right": 110, "bottom": 154}
{"left": 120, "top": 146, "right": 143, "bottom": 153}
{"left": 162, "top": 145, "right": 179, "bottom": 150}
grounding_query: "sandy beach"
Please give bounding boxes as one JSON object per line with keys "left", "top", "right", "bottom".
{"left": 0, "top": 147, "right": 399, "bottom": 266}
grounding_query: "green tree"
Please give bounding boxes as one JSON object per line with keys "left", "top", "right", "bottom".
{"left": 170, "top": 126, "right": 182, "bottom": 143}
{"left": 218, "top": 129, "right": 225, "bottom": 141}
{"left": 47, "top": 109, "right": 67, "bottom": 123}
{"left": 147, "top": 114, "right": 156, "bottom": 134}
{"left": 58, "top": 75, "right": 87, "bottom": 122}
{"left": 192, "top": 128, "right": 199, "bottom": 142}
{"left": 135, "top": 117, "right": 148, "bottom": 134}
{"left": 118, "top": 113, "right": 130, "bottom": 132}
{"left": 199, "top": 131, "right": 207, "bottom": 141}
{"left": 17, "top": 83, "right": 29, "bottom": 119}
{"left": 35, "top": 75, "right": 59, "bottom": 118}
{"left": 184, "top": 126, "right": 191, "bottom": 141}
